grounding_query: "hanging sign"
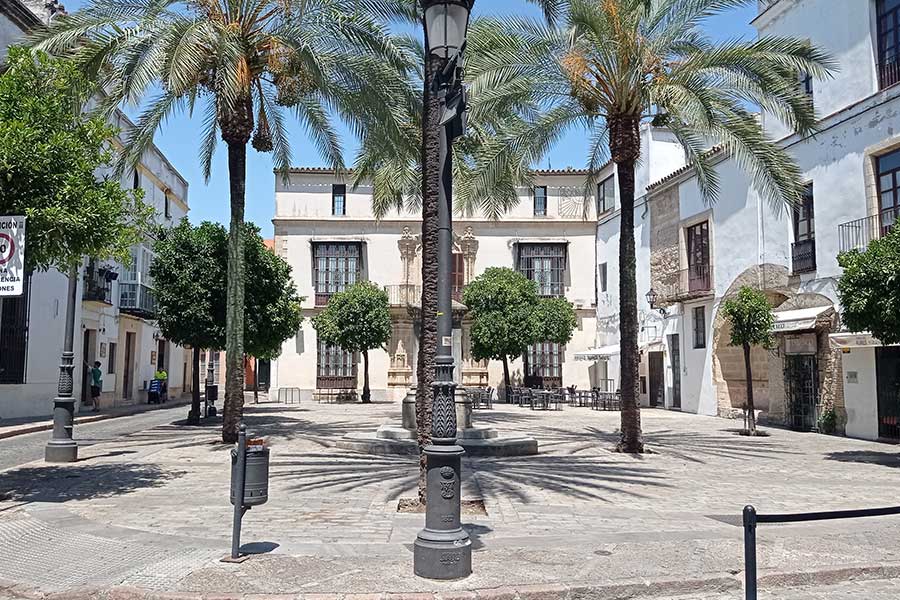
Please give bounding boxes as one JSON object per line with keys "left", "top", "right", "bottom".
{"left": 0, "top": 216, "right": 25, "bottom": 297}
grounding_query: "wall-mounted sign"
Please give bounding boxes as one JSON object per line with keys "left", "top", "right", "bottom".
{"left": 785, "top": 333, "right": 817, "bottom": 355}
{"left": 847, "top": 371, "right": 859, "bottom": 384}
{"left": 0, "top": 216, "right": 26, "bottom": 297}
{"left": 150, "top": 351, "right": 157, "bottom": 365}
{"left": 99, "top": 343, "right": 107, "bottom": 358}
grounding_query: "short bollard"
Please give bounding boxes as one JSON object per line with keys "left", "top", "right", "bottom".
{"left": 743, "top": 505, "right": 758, "bottom": 600}
{"left": 222, "top": 424, "right": 269, "bottom": 562}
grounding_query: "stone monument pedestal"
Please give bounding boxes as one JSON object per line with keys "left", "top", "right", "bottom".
{"left": 337, "top": 387, "right": 538, "bottom": 457}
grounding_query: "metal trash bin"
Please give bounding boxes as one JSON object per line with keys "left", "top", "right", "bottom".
{"left": 230, "top": 444, "right": 269, "bottom": 507}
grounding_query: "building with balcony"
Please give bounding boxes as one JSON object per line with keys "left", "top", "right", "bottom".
{"left": 270, "top": 168, "right": 600, "bottom": 402}
{"left": 0, "top": 0, "right": 192, "bottom": 418}
{"left": 612, "top": 0, "right": 900, "bottom": 440}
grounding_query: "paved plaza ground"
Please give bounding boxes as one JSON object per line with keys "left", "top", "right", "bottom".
{"left": 3, "top": 399, "right": 900, "bottom": 598}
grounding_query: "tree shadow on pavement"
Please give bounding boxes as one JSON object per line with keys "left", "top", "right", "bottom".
{"left": 0, "top": 463, "right": 181, "bottom": 503}
{"left": 270, "top": 453, "right": 419, "bottom": 499}
{"left": 473, "top": 454, "right": 670, "bottom": 502}
{"left": 825, "top": 450, "right": 900, "bottom": 468}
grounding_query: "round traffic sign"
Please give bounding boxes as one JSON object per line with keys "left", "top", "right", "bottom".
{"left": 0, "top": 232, "right": 15, "bottom": 265}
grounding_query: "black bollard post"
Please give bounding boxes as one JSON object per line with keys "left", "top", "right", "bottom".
{"left": 224, "top": 423, "right": 248, "bottom": 562}
{"left": 743, "top": 505, "right": 758, "bottom": 600}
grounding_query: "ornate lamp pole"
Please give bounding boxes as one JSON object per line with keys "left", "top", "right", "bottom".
{"left": 45, "top": 267, "right": 79, "bottom": 462}
{"left": 414, "top": 0, "right": 474, "bottom": 581}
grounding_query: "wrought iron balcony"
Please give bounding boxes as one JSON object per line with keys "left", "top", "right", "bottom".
{"left": 838, "top": 208, "right": 898, "bottom": 254}
{"left": 119, "top": 282, "right": 157, "bottom": 318}
{"left": 880, "top": 59, "right": 900, "bottom": 90}
{"left": 384, "top": 284, "right": 464, "bottom": 307}
{"left": 791, "top": 239, "right": 817, "bottom": 274}
{"left": 83, "top": 262, "right": 116, "bottom": 304}
{"left": 658, "top": 264, "right": 713, "bottom": 303}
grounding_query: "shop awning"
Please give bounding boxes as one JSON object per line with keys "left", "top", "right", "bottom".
{"left": 772, "top": 306, "right": 832, "bottom": 333}
{"left": 829, "top": 332, "right": 885, "bottom": 348}
{"left": 574, "top": 340, "right": 654, "bottom": 361}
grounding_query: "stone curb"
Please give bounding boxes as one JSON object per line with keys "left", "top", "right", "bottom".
{"left": 0, "top": 399, "right": 192, "bottom": 441}
{"left": 3, "top": 567, "right": 896, "bottom": 600}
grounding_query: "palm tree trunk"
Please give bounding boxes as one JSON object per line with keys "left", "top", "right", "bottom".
{"left": 743, "top": 342, "right": 757, "bottom": 434}
{"left": 416, "top": 53, "right": 442, "bottom": 505}
{"left": 188, "top": 346, "right": 201, "bottom": 425}
{"left": 222, "top": 140, "right": 248, "bottom": 444}
{"left": 362, "top": 349, "right": 371, "bottom": 403}
{"left": 610, "top": 114, "right": 644, "bottom": 454}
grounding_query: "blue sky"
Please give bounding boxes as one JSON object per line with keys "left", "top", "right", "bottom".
{"left": 62, "top": 1, "right": 757, "bottom": 237}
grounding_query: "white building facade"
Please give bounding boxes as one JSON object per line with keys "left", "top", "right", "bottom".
{"left": 596, "top": 0, "right": 900, "bottom": 442}
{"left": 0, "top": 0, "right": 192, "bottom": 420}
{"left": 272, "top": 169, "right": 601, "bottom": 402}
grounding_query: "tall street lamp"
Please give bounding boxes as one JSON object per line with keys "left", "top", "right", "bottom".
{"left": 45, "top": 267, "right": 79, "bottom": 462}
{"left": 414, "top": 0, "right": 474, "bottom": 581}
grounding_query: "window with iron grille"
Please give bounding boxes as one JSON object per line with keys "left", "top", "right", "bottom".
{"left": 533, "top": 186, "right": 547, "bottom": 216}
{"left": 692, "top": 305, "right": 706, "bottom": 349}
{"left": 313, "top": 242, "right": 362, "bottom": 305}
{"left": 317, "top": 341, "right": 357, "bottom": 388}
{"left": 879, "top": 0, "right": 900, "bottom": 89}
{"left": 798, "top": 70, "right": 813, "bottom": 99}
{"left": 0, "top": 276, "right": 31, "bottom": 384}
{"left": 524, "top": 342, "right": 563, "bottom": 387}
{"left": 878, "top": 148, "right": 900, "bottom": 236}
{"left": 517, "top": 243, "right": 566, "bottom": 297}
{"left": 332, "top": 184, "right": 346, "bottom": 216}
{"left": 108, "top": 342, "right": 117, "bottom": 374}
{"left": 597, "top": 175, "right": 615, "bottom": 214}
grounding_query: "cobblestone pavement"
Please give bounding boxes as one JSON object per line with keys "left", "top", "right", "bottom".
{"left": 2, "top": 401, "right": 900, "bottom": 597}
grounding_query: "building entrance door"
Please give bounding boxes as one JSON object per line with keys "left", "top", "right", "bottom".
{"left": 123, "top": 332, "right": 136, "bottom": 400}
{"left": 669, "top": 335, "right": 681, "bottom": 409}
{"left": 876, "top": 347, "right": 900, "bottom": 440}
{"left": 786, "top": 354, "right": 819, "bottom": 432}
{"left": 648, "top": 351, "right": 664, "bottom": 408}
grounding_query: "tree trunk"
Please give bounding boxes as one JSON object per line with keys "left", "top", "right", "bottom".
{"left": 253, "top": 357, "right": 259, "bottom": 404}
{"left": 362, "top": 349, "right": 371, "bottom": 403}
{"left": 188, "top": 346, "right": 201, "bottom": 425}
{"left": 502, "top": 354, "right": 511, "bottom": 401}
{"left": 416, "top": 53, "right": 442, "bottom": 505}
{"left": 743, "top": 342, "right": 757, "bottom": 434}
{"left": 222, "top": 140, "right": 248, "bottom": 444}
{"left": 610, "top": 114, "right": 644, "bottom": 454}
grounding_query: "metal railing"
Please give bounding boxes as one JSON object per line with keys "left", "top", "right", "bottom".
{"left": 119, "top": 282, "right": 157, "bottom": 318}
{"left": 742, "top": 504, "right": 900, "bottom": 600}
{"left": 838, "top": 208, "right": 899, "bottom": 253}
{"left": 384, "top": 284, "right": 464, "bottom": 307}
{"left": 880, "top": 59, "right": 900, "bottom": 90}
{"left": 790, "top": 239, "right": 816, "bottom": 274}
{"left": 83, "top": 263, "right": 114, "bottom": 304}
{"left": 659, "top": 264, "right": 713, "bottom": 302}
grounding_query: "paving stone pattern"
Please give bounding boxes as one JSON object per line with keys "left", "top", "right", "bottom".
{"left": 2, "top": 401, "right": 900, "bottom": 597}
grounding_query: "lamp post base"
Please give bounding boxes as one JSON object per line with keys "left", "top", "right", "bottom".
{"left": 413, "top": 442, "right": 472, "bottom": 580}
{"left": 45, "top": 440, "right": 78, "bottom": 463}
{"left": 45, "top": 398, "right": 77, "bottom": 463}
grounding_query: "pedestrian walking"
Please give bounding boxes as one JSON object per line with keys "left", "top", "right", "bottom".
{"left": 88, "top": 360, "right": 102, "bottom": 412}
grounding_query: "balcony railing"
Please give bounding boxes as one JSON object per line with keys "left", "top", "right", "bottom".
{"left": 384, "top": 284, "right": 464, "bottom": 307}
{"left": 880, "top": 59, "right": 900, "bottom": 90}
{"left": 659, "top": 264, "right": 713, "bottom": 302}
{"left": 83, "top": 263, "right": 114, "bottom": 304}
{"left": 791, "top": 239, "right": 817, "bottom": 274}
{"left": 838, "top": 208, "right": 899, "bottom": 254}
{"left": 119, "top": 282, "right": 157, "bottom": 318}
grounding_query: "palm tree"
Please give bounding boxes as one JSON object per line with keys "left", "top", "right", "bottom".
{"left": 32, "top": 0, "right": 416, "bottom": 442}
{"left": 466, "top": 0, "right": 835, "bottom": 452}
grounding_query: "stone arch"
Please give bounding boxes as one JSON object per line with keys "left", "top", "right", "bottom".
{"left": 711, "top": 264, "right": 795, "bottom": 417}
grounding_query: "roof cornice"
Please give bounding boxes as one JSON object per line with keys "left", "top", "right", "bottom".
{"left": 0, "top": 0, "right": 42, "bottom": 31}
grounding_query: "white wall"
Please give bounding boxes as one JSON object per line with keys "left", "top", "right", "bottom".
{"left": 841, "top": 347, "right": 879, "bottom": 440}
{"left": 755, "top": 0, "right": 881, "bottom": 140}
